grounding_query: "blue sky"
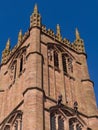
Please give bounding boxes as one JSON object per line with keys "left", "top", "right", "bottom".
{"left": 0, "top": 0, "right": 98, "bottom": 106}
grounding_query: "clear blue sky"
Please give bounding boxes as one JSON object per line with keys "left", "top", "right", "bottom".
{"left": 0, "top": 0, "right": 98, "bottom": 106}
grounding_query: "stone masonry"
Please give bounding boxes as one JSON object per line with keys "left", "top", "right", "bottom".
{"left": 0, "top": 4, "right": 98, "bottom": 130}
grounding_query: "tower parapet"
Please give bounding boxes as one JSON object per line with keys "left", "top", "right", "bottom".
{"left": 41, "top": 25, "right": 85, "bottom": 53}
{"left": 1, "top": 5, "right": 85, "bottom": 64}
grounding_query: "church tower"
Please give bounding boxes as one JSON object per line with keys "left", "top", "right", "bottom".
{"left": 0, "top": 4, "right": 98, "bottom": 130}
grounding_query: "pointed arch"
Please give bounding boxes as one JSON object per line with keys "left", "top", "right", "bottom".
{"left": 50, "top": 105, "right": 87, "bottom": 130}
{"left": 1, "top": 110, "right": 23, "bottom": 130}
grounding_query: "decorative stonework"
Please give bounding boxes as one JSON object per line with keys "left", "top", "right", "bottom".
{"left": 2, "top": 39, "right": 11, "bottom": 63}
{"left": 30, "top": 4, "right": 41, "bottom": 27}
{"left": 1, "top": 30, "right": 29, "bottom": 64}
{"left": 1, "top": 5, "right": 85, "bottom": 64}
{"left": 41, "top": 25, "right": 85, "bottom": 53}
{"left": 0, "top": 4, "right": 98, "bottom": 130}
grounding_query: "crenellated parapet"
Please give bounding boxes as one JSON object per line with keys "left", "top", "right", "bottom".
{"left": 1, "top": 30, "right": 30, "bottom": 64}
{"left": 41, "top": 24, "right": 85, "bottom": 53}
{"left": 1, "top": 4, "right": 85, "bottom": 64}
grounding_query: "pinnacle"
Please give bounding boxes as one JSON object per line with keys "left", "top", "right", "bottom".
{"left": 76, "top": 28, "right": 80, "bottom": 40}
{"left": 18, "top": 29, "right": 22, "bottom": 42}
{"left": 56, "top": 24, "right": 61, "bottom": 36}
{"left": 6, "top": 38, "right": 10, "bottom": 50}
{"left": 18, "top": 29, "right": 22, "bottom": 37}
{"left": 34, "top": 4, "right": 38, "bottom": 14}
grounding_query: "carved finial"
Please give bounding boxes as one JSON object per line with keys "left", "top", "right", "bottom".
{"left": 74, "top": 101, "right": 78, "bottom": 113}
{"left": 56, "top": 24, "right": 61, "bottom": 36}
{"left": 56, "top": 24, "right": 62, "bottom": 41}
{"left": 76, "top": 28, "right": 80, "bottom": 40}
{"left": 30, "top": 4, "right": 41, "bottom": 27}
{"left": 34, "top": 4, "right": 38, "bottom": 14}
{"left": 5, "top": 38, "right": 10, "bottom": 50}
{"left": 73, "top": 28, "right": 85, "bottom": 52}
{"left": 57, "top": 94, "right": 62, "bottom": 106}
{"left": 18, "top": 30, "right": 23, "bottom": 44}
{"left": 2, "top": 39, "right": 11, "bottom": 63}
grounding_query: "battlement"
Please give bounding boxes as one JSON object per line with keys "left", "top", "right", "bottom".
{"left": 1, "top": 4, "right": 85, "bottom": 64}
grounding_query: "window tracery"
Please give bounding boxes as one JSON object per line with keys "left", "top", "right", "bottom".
{"left": 62, "top": 54, "right": 67, "bottom": 74}
{"left": 9, "top": 47, "right": 27, "bottom": 82}
{"left": 2, "top": 111, "right": 22, "bottom": 130}
{"left": 51, "top": 114, "right": 56, "bottom": 130}
{"left": 50, "top": 113, "right": 64, "bottom": 130}
{"left": 69, "top": 118, "right": 83, "bottom": 130}
{"left": 54, "top": 51, "right": 59, "bottom": 68}
{"left": 48, "top": 44, "right": 74, "bottom": 76}
{"left": 10, "top": 60, "right": 17, "bottom": 81}
{"left": 68, "top": 57, "right": 73, "bottom": 73}
{"left": 50, "top": 106, "right": 86, "bottom": 130}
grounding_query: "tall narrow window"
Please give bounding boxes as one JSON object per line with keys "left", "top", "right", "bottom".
{"left": 50, "top": 114, "right": 56, "bottom": 130}
{"left": 68, "top": 58, "right": 73, "bottom": 73}
{"left": 4, "top": 125, "right": 10, "bottom": 130}
{"left": 58, "top": 116, "right": 64, "bottom": 130}
{"left": 14, "top": 63, "right": 17, "bottom": 80}
{"left": 10, "top": 61, "right": 17, "bottom": 81}
{"left": 14, "top": 121, "right": 18, "bottom": 130}
{"left": 76, "top": 124, "right": 82, "bottom": 130}
{"left": 62, "top": 54, "right": 67, "bottom": 74}
{"left": 20, "top": 56, "right": 23, "bottom": 73}
{"left": 54, "top": 51, "right": 59, "bottom": 68}
{"left": 69, "top": 121, "right": 74, "bottom": 130}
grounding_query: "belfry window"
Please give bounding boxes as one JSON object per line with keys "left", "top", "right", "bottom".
{"left": 76, "top": 124, "right": 82, "bottom": 130}
{"left": 50, "top": 114, "right": 64, "bottom": 130}
{"left": 58, "top": 116, "right": 64, "bottom": 130}
{"left": 4, "top": 125, "right": 10, "bottom": 130}
{"left": 10, "top": 60, "right": 17, "bottom": 81}
{"left": 69, "top": 121, "right": 74, "bottom": 130}
{"left": 14, "top": 121, "right": 18, "bottom": 130}
{"left": 54, "top": 51, "right": 59, "bottom": 68}
{"left": 62, "top": 54, "right": 67, "bottom": 74}
{"left": 51, "top": 114, "right": 56, "bottom": 130}
{"left": 20, "top": 56, "right": 23, "bottom": 73}
{"left": 68, "top": 58, "right": 73, "bottom": 73}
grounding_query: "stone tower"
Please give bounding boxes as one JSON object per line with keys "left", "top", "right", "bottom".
{"left": 0, "top": 4, "right": 98, "bottom": 130}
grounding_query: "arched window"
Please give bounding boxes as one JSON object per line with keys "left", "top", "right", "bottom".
{"left": 68, "top": 57, "right": 73, "bottom": 73}
{"left": 50, "top": 113, "right": 64, "bottom": 130}
{"left": 54, "top": 51, "right": 59, "bottom": 68}
{"left": 14, "top": 121, "right": 18, "bottom": 130}
{"left": 62, "top": 54, "right": 67, "bottom": 74}
{"left": 76, "top": 124, "right": 82, "bottom": 130}
{"left": 2, "top": 111, "right": 22, "bottom": 130}
{"left": 50, "top": 114, "right": 56, "bottom": 130}
{"left": 69, "top": 120, "right": 74, "bottom": 130}
{"left": 58, "top": 116, "right": 64, "bottom": 130}
{"left": 20, "top": 56, "right": 23, "bottom": 73}
{"left": 10, "top": 60, "right": 17, "bottom": 81}
{"left": 4, "top": 125, "right": 10, "bottom": 130}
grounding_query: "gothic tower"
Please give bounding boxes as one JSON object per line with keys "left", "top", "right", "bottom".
{"left": 0, "top": 4, "right": 98, "bottom": 130}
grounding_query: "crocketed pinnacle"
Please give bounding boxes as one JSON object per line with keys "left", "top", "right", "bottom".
{"left": 74, "top": 28, "right": 85, "bottom": 53}
{"left": 34, "top": 4, "right": 38, "bottom": 14}
{"left": 2, "top": 38, "right": 11, "bottom": 63}
{"left": 76, "top": 28, "right": 80, "bottom": 40}
{"left": 56, "top": 24, "right": 62, "bottom": 41}
{"left": 5, "top": 38, "right": 10, "bottom": 50}
{"left": 30, "top": 4, "right": 41, "bottom": 27}
{"left": 18, "top": 30, "right": 23, "bottom": 43}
